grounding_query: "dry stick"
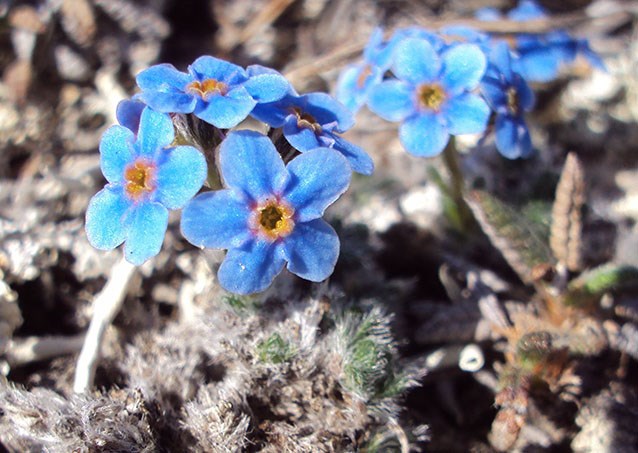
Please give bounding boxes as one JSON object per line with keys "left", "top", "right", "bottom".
{"left": 237, "top": 0, "right": 296, "bottom": 46}
{"left": 6, "top": 334, "right": 86, "bottom": 367}
{"left": 73, "top": 258, "right": 136, "bottom": 393}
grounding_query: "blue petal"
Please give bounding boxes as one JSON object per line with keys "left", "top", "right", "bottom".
{"left": 331, "top": 134, "right": 375, "bottom": 175}
{"left": 283, "top": 116, "right": 322, "bottom": 152}
{"left": 508, "top": 0, "right": 546, "bottom": 21}
{"left": 489, "top": 41, "right": 514, "bottom": 80}
{"left": 219, "top": 130, "right": 288, "bottom": 201}
{"left": 218, "top": 239, "right": 286, "bottom": 294}
{"left": 301, "top": 93, "right": 354, "bottom": 131}
{"left": 85, "top": 186, "right": 130, "bottom": 250}
{"left": 399, "top": 113, "right": 449, "bottom": 157}
{"left": 514, "top": 37, "right": 561, "bottom": 83}
{"left": 476, "top": 7, "right": 501, "bottom": 21}
{"left": 99, "top": 125, "right": 135, "bottom": 183}
{"left": 443, "top": 93, "right": 490, "bottom": 135}
{"left": 495, "top": 114, "right": 533, "bottom": 159}
{"left": 181, "top": 190, "right": 251, "bottom": 250}
{"left": 284, "top": 219, "right": 339, "bottom": 282}
{"left": 283, "top": 148, "right": 351, "bottom": 222}
{"left": 243, "top": 73, "right": 290, "bottom": 103}
{"left": 116, "top": 99, "right": 145, "bottom": 134}
{"left": 136, "top": 63, "right": 192, "bottom": 92}
{"left": 189, "top": 56, "right": 247, "bottom": 84}
{"left": 480, "top": 75, "right": 507, "bottom": 112}
{"left": 393, "top": 38, "right": 441, "bottom": 85}
{"left": 249, "top": 98, "right": 290, "bottom": 127}
{"left": 441, "top": 44, "right": 487, "bottom": 95}
{"left": 194, "top": 86, "right": 256, "bottom": 129}
{"left": 137, "top": 90, "right": 197, "bottom": 114}
{"left": 335, "top": 63, "right": 382, "bottom": 113}
{"left": 513, "top": 74, "right": 535, "bottom": 111}
{"left": 136, "top": 107, "right": 175, "bottom": 159}
{"left": 367, "top": 80, "right": 415, "bottom": 122}
{"left": 123, "top": 201, "right": 169, "bottom": 265}
{"left": 154, "top": 145, "right": 207, "bottom": 209}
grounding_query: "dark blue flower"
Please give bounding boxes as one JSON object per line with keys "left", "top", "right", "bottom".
{"left": 251, "top": 92, "right": 374, "bottom": 175}
{"left": 86, "top": 107, "right": 207, "bottom": 265}
{"left": 481, "top": 43, "right": 535, "bottom": 158}
{"left": 181, "top": 130, "right": 351, "bottom": 294}
{"left": 367, "top": 37, "right": 490, "bottom": 157}
{"left": 116, "top": 99, "right": 145, "bottom": 134}
{"left": 135, "top": 56, "right": 290, "bottom": 129}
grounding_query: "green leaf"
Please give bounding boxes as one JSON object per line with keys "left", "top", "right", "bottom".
{"left": 564, "top": 264, "right": 638, "bottom": 307}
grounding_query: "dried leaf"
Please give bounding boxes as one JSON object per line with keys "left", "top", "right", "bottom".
{"left": 550, "top": 153, "right": 585, "bottom": 271}
{"left": 466, "top": 190, "right": 554, "bottom": 284}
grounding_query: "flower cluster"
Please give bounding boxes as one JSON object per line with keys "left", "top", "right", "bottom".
{"left": 87, "top": 55, "right": 367, "bottom": 294}
{"left": 336, "top": 0, "right": 603, "bottom": 159}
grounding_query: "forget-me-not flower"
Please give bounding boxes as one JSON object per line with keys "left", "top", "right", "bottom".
{"left": 367, "top": 37, "right": 490, "bottom": 157}
{"left": 481, "top": 43, "right": 535, "bottom": 158}
{"left": 86, "top": 107, "right": 207, "bottom": 265}
{"left": 250, "top": 92, "right": 374, "bottom": 175}
{"left": 115, "top": 99, "right": 145, "bottom": 134}
{"left": 181, "top": 130, "right": 351, "bottom": 294}
{"left": 135, "top": 56, "right": 290, "bottom": 129}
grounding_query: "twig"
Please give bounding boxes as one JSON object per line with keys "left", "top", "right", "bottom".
{"left": 238, "top": 0, "right": 296, "bottom": 46}
{"left": 73, "top": 257, "right": 136, "bottom": 393}
{"left": 6, "top": 334, "right": 85, "bottom": 367}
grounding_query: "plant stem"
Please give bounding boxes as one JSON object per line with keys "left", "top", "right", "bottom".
{"left": 441, "top": 137, "right": 474, "bottom": 232}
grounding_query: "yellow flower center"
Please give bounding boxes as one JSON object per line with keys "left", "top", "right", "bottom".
{"left": 292, "top": 108, "right": 322, "bottom": 134}
{"left": 252, "top": 199, "right": 295, "bottom": 241}
{"left": 507, "top": 87, "right": 520, "bottom": 115}
{"left": 186, "top": 78, "right": 228, "bottom": 100}
{"left": 124, "top": 159, "right": 156, "bottom": 201}
{"left": 417, "top": 83, "right": 446, "bottom": 111}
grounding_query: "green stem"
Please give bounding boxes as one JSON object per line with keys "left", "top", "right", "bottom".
{"left": 441, "top": 137, "right": 473, "bottom": 232}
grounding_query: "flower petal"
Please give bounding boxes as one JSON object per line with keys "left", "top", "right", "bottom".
{"left": 137, "top": 90, "right": 197, "bottom": 114}
{"left": 136, "top": 107, "right": 175, "bottom": 159}
{"left": 283, "top": 116, "right": 322, "bottom": 151}
{"left": 123, "top": 201, "right": 169, "bottom": 265}
{"left": 441, "top": 43, "right": 487, "bottom": 94}
{"left": 194, "top": 86, "right": 256, "bottom": 129}
{"left": 488, "top": 41, "right": 513, "bottom": 80}
{"left": 243, "top": 73, "right": 290, "bottom": 103}
{"left": 284, "top": 219, "right": 340, "bottom": 282}
{"left": 393, "top": 38, "right": 441, "bottom": 85}
{"left": 116, "top": 99, "right": 145, "bottom": 134}
{"left": 249, "top": 98, "right": 290, "bottom": 127}
{"left": 181, "top": 190, "right": 251, "bottom": 250}
{"left": 367, "top": 80, "right": 415, "bottom": 122}
{"left": 301, "top": 92, "right": 354, "bottom": 131}
{"left": 480, "top": 75, "right": 507, "bottom": 112}
{"left": 335, "top": 62, "right": 382, "bottom": 113}
{"left": 495, "top": 114, "right": 533, "bottom": 159}
{"left": 218, "top": 239, "right": 286, "bottom": 294}
{"left": 513, "top": 74, "right": 535, "bottom": 111}
{"left": 85, "top": 186, "right": 130, "bottom": 250}
{"left": 399, "top": 113, "right": 449, "bottom": 157}
{"left": 219, "top": 130, "right": 288, "bottom": 201}
{"left": 99, "top": 125, "right": 135, "bottom": 183}
{"left": 136, "top": 63, "right": 192, "bottom": 92}
{"left": 444, "top": 93, "right": 490, "bottom": 135}
{"left": 154, "top": 145, "right": 207, "bottom": 209}
{"left": 284, "top": 148, "right": 351, "bottom": 222}
{"left": 331, "top": 134, "right": 375, "bottom": 175}
{"left": 189, "top": 55, "right": 247, "bottom": 84}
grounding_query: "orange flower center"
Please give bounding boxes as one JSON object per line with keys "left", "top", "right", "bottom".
{"left": 417, "top": 83, "right": 446, "bottom": 111}
{"left": 292, "top": 108, "right": 322, "bottom": 133}
{"left": 124, "top": 159, "right": 155, "bottom": 201}
{"left": 252, "top": 199, "right": 295, "bottom": 241}
{"left": 186, "top": 78, "right": 228, "bottom": 100}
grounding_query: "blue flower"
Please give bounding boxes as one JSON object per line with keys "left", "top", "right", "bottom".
{"left": 181, "top": 130, "right": 351, "bottom": 294}
{"left": 135, "top": 56, "right": 290, "bottom": 129}
{"left": 481, "top": 43, "right": 535, "bottom": 158}
{"left": 251, "top": 92, "right": 374, "bottom": 175}
{"left": 367, "top": 37, "right": 490, "bottom": 157}
{"left": 336, "top": 28, "right": 396, "bottom": 114}
{"left": 86, "top": 107, "right": 207, "bottom": 265}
